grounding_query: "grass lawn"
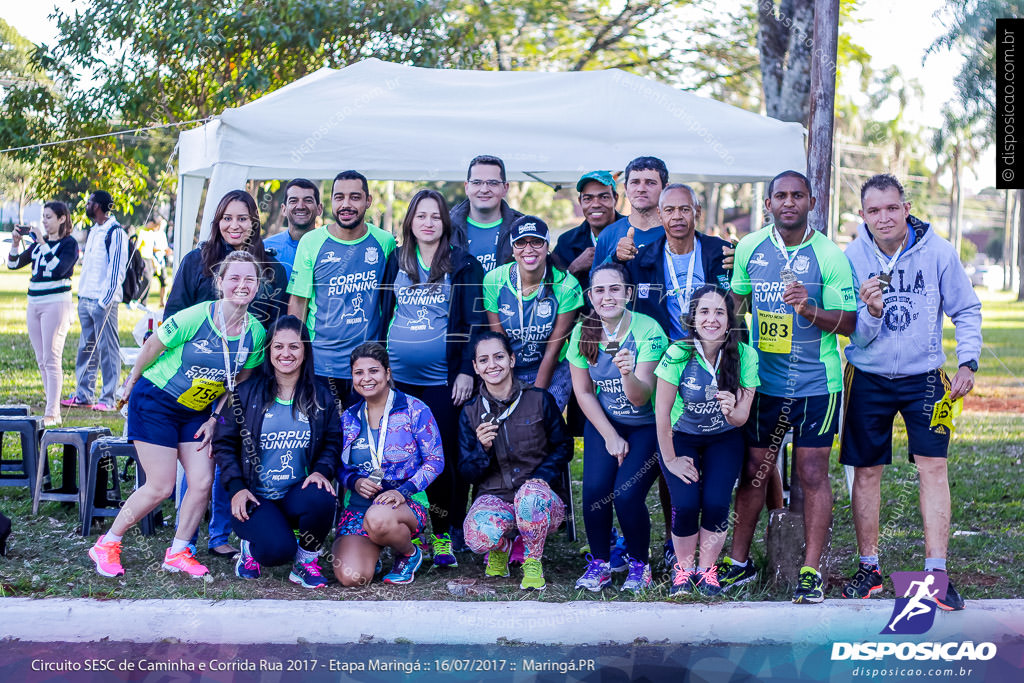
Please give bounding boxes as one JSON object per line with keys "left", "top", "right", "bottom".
{"left": 0, "top": 267, "right": 1021, "bottom": 603}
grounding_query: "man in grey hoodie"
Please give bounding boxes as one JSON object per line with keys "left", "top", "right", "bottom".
{"left": 840, "top": 173, "right": 981, "bottom": 612}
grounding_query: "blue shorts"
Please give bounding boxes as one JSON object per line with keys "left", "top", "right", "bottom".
{"left": 840, "top": 366, "right": 951, "bottom": 467}
{"left": 745, "top": 391, "right": 841, "bottom": 449}
{"left": 125, "top": 377, "right": 210, "bottom": 449}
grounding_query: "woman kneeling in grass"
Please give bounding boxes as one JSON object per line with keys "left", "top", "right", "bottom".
{"left": 654, "top": 285, "right": 758, "bottom": 596}
{"left": 458, "top": 331, "right": 574, "bottom": 590}
{"left": 213, "top": 315, "right": 339, "bottom": 589}
{"left": 331, "top": 343, "right": 443, "bottom": 587}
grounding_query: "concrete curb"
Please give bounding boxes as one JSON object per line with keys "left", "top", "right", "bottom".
{"left": 2, "top": 598, "right": 1023, "bottom": 645}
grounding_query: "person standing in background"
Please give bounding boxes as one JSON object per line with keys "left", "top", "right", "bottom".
{"left": 7, "top": 201, "right": 80, "bottom": 426}
{"left": 264, "top": 178, "right": 323, "bottom": 279}
{"left": 137, "top": 216, "right": 171, "bottom": 307}
{"left": 62, "top": 190, "right": 128, "bottom": 412}
{"left": 450, "top": 155, "right": 524, "bottom": 273}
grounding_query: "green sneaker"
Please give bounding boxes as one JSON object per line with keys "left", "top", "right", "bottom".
{"left": 431, "top": 533, "right": 458, "bottom": 568}
{"left": 485, "top": 547, "right": 510, "bottom": 578}
{"left": 716, "top": 556, "right": 758, "bottom": 592}
{"left": 792, "top": 566, "right": 825, "bottom": 604}
{"left": 520, "top": 557, "right": 546, "bottom": 590}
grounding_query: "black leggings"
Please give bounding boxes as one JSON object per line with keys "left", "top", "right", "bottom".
{"left": 396, "top": 381, "right": 470, "bottom": 534}
{"left": 230, "top": 484, "right": 337, "bottom": 566}
{"left": 661, "top": 429, "right": 745, "bottom": 537}
{"left": 581, "top": 420, "right": 660, "bottom": 563}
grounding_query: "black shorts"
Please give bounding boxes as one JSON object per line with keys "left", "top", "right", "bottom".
{"left": 745, "top": 391, "right": 841, "bottom": 449}
{"left": 839, "top": 365, "right": 951, "bottom": 467}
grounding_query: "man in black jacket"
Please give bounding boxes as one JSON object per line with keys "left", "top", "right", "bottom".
{"left": 625, "top": 183, "right": 731, "bottom": 341}
{"left": 552, "top": 170, "right": 623, "bottom": 298}
{"left": 450, "top": 155, "right": 523, "bottom": 273}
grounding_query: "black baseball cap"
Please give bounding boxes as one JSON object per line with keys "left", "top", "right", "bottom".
{"left": 509, "top": 215, "right": 550, "bottom": 244}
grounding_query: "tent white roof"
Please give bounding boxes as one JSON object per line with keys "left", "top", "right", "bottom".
{"left": 175, "top": 58, "right": 806, "bottom": 253}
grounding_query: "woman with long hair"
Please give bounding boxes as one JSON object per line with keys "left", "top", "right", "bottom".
{"left": 654, "top": 284, "right": 758, "bottom": 596}
{"left": 164, "top": 189, "right": 288, "bottom": 557}
{"left": 212, "top": 315, "right": 339, "bottom": 589}
{"left": 331, "top": 342, "right": 443, "bottom": 587}
{"left": 87, "top": 251, "right": 267, "bottom": 579}
{"left": 6, "top": 201, "right": 79, "bottom": 426}
{"left": 568, "top": 263, "right": 667, "bottom": 594}
{"left": 482, "top": 216, "right": 582, "bottom": 410}
{"left": 165, "top": 189, "right": 288, "bottom": 327}
{"left": 380, "top": 189, "right": 486, "bottom": 567}
{"left": 458, "top": 331, "right": 574, "bottom": 591}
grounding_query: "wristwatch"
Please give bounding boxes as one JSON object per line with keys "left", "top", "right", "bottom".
{"left": 959, "top": 360, "right": 978, "bottom": 372}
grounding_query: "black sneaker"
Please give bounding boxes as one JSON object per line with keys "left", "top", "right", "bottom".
{"left": 792, "top": 566, "right": 825, "bottom": 604}
{"left": 716, "top": 557, "right": 758, "bottom": 592}
{"left": 935, "top": 573, "right": 966, "bottom": 611}
{"left": 841, "top": 563, "right": 883, "bottom": 599}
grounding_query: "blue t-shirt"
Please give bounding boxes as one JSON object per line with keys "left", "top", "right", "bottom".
{"left": 287, "top": 225, "right": 396, "bottom": 378}
{"left": 345, "top": 422, "right": 378, "bottom": 511}
{"left": 466, "top": 217, "right": 503, "bottom": 273}
{"left": 387, "top": 253, "right": 450, "bottom": 385}
{"left": 592, "top": 216, "right": 664, "bottom": 269}
{"left": 664, "top": 241, "right": 705, "bottom": 340}
{"left": 263, "top": 231, "right": 300, "bottom": 279}
{"left": 255, "top": 398, "right": 311, "bottom": 499}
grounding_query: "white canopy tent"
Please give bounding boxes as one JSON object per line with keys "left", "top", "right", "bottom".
{"left": 174, "top": 58, "right": 806, "bottom": 256}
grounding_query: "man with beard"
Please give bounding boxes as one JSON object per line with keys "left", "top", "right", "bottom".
{"left": 63, "top": 190, "right": 129, "bottom": 411}
{"left": 288, "top": 171, "right": 396, "bottom": 409}
{"left": 552, "top": 171, "right": 622, "bottom": 298}
{"left": 264, "top": 178, "right": 323, "bottom": 279}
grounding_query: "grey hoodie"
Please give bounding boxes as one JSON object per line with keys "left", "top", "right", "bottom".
{"left": 845, "top": 215, "right": 982, "bottom": 378}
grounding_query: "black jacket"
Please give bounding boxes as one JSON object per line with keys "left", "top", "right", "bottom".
{"left": 551, "top": 215, "right": 623, "bottom": 297}
{"left": 164, "top": 245, "right": 289, "bottom": 328}
{"left": 449, "top": 199, "right": 523, "bottom": 269}
{"left": 212, "top": 374, "right": 341, "bottom": 497}
{"left": 624, "top": 231, "right": 731, "bottom": 337}
{"left": 380, "top": 245, "right": 487, "bottom": 384}
{"left": 458, "top": 381, "right": 573, "bottom": 504}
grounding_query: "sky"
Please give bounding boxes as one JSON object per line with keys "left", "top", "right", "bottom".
{"left": 0, "top": 0, "right": 992, "bottom": 189}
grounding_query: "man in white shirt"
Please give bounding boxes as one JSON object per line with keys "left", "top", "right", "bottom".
{"left": 63, "top": 190, "right": 129, "bottom": 411}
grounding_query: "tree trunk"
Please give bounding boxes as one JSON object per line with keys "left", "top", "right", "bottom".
{"left": 806, "top": 0, "right": 839, "bottom": 233}
{"left": 758, "top": 0, "right": 815, "bottom": 124}
{"left": 1018, "top": 188, "right": 1024, "bottom": 301}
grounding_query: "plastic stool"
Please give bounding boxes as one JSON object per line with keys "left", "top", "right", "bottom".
{"left": 33, "top": 427, "right": 111, "bottom": 514}
{"left": 0, "top": 415, "right": 44, "bottom": 490}
{"left": 81, "top": 437, "right": 159, "bottom": 536}
{"left": 0, "top": 404, "right": 31, "bottom": 416}
{"left": 559, "top": 461, "right": 577, "bottom": 542}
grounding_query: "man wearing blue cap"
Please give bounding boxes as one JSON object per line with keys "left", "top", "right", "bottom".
{"left": 553, "top": 171, "right": 623, "bottom": 298}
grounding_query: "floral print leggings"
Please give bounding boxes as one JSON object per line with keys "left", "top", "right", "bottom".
{"left": 463, "top": 479, "right": 565, "bottom": 560}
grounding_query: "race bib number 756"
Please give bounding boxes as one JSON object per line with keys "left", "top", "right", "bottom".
{"left": 177, "top": 377, "right": 225, "bottom": 411}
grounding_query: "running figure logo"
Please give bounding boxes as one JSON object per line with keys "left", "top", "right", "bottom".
{"left": 881, "top": 571, "right": 949, "bottom": 635}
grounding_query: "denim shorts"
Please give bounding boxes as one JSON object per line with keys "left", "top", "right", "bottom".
{"left": 125, "top": 377, "right": 210, "bottom": 449}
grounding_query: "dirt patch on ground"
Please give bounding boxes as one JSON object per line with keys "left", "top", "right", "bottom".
{"left": 964, "top": 394, "right": 1024, "bottom": 413}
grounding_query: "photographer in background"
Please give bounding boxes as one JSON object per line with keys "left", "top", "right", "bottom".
{"left": 6, "top": 203, "right": 80, "bottom": 426}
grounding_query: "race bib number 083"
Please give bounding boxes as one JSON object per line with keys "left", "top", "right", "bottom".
{"left": 757, "top": 310, "right": 793, "bottom": 354}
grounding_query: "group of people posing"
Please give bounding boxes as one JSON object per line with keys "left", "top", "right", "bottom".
{"left": 79, "top": 154, "right": 980, "bottom": 608}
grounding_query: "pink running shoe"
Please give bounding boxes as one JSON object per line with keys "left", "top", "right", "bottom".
{"left": 162, "top": 546, "right": 210, "bottom": 578}
{"left": 89, "top": 535, "right": 125, "bottom": 577}
{"left": 509, "top": 534, "right": 525, "bottom": 566}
